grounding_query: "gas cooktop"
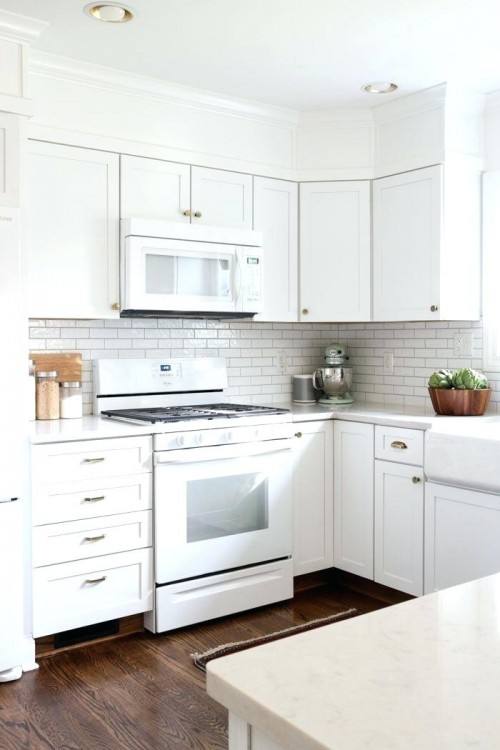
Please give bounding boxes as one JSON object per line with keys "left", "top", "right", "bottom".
{"left": 101, "top": 403, "right": 290, "bottom": 424}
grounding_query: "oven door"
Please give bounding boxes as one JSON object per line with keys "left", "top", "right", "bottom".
{"left": 123, "top": 236, "right": 239, "bottom": 313}
{"left": 154, "top": 439, "right": 292, "bottom": 583}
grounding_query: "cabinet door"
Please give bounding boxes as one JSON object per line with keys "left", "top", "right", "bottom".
{"left": 373, "top": 166, "right": 441, "bottom": 321}
{"left": 333, "top": 420, "right": 374, "bottom": 579}
{"left": 254, "top": 177, "right": 298, "bottom": 322}
{"left": 299, "top": 181, "right": 371, "bottom": 322}
{"left": 292, "top": 421, "right": 333, "bottom": 576}
{"left": 374, "top": 461, "right": 423, "bottom": 595}
{"left": 0, "top": 112, "right": 19, "bottom": 207}
{"left": 25, "top": 141, "right": 119, "bottom": 319}
{"left": 191, "top": 166, "right": 252, "bottom": 228}
{"left": 120, "top": 155, "right": 190, "bottom": 222}
{"left": 425, "top": 482, "right": 500, "bottom": 593}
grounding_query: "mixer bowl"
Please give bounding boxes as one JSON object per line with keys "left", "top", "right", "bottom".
{"left": 313, "top": 367, "right": 353, "bottom": 397}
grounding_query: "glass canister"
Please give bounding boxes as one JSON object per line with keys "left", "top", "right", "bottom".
{"left": 59, "top": 381, "right": 83, "bottom": 419}
{"left": 36, "top": 371, "right": 60, "bottom": 420}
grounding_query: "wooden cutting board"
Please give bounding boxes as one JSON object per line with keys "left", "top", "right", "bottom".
{"left": 30, "top": 352, "right": 82, "bottom": 383}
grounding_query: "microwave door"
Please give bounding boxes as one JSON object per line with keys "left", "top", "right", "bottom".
{"left": 124, "top": 237, "right": 238, "bottom": 313}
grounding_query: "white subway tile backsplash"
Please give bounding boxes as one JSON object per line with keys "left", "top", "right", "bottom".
{"left": 30, "top": 318, "right": 493, "bottom": 415}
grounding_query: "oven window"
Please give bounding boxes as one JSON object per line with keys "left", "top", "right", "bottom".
{"left": 145, "top": 252, "right": 231, "bottom": 298}
{"left": 186, "top": 473, "right": 269, "bottom": 543}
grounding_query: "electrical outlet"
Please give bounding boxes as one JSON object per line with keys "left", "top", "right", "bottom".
{"left": 453, "top": 333, "right": 472, "bottom": 357}
{"left": 276, "top": 353, "right": 288, "bottom": 375}
{"left": 383, "top": 351, "right": 394, "bottom": 374}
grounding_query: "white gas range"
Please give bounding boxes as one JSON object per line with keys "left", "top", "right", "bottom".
{"left": 93, "top": 358, "right": 294, "bottom": 633}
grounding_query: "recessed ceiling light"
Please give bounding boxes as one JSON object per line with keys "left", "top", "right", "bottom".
{"left": 84, "top": 3, "right": 134, "bottom": 23}
{"left": 362, "top": 81, "right": 398, "bottom": 94}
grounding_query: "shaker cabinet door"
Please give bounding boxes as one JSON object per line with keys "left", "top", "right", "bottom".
{"left": 299, "top": 181, "right": 371, "bottom": 322}
{"left": 191, "top": 166, "right": 252, "bottom": 228}
{"left": 120, "top": 155, "right": 190, "bottom": 222}
{"left": 292, "top": 421, "right": 333, "bottom": 575}
{"left": 333, "top": 420, "right": 374, "bottom": 579}
{"left": 374, "top": 460, "right": 424, "bottom": 596}
{"left": 373, "top": 165, "right": 442, "bottom": 321}
{"left": 254, "top": 177, "right": 298, "bottom": 321}
{"left": 25, "top": 141, "right": 119, "bottom": 319}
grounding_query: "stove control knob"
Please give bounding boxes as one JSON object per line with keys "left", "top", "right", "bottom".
{"left": 195, "top": 433, "right": 203, "bottom": 445}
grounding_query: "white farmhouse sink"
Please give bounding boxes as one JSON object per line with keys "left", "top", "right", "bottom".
{"left": 425, "top": 418, "right": 500, "bottom": 493}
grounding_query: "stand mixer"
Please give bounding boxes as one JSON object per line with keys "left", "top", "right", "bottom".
{"left": 313, "top": 343, "right": 353, "bottom": 405}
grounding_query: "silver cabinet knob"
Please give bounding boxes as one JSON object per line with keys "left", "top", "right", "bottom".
{"left": 430, "top": 304, "right": 438, "bottom": 312}
{"left": 295, "top": 432, "right": 303, "bottom": 438}
{"left": 193, "top": 211, "right": 202, "bottom": 218}
{"left": 182, "top": 209, "right": 192, "bottom": 217}
{"left": 302, "top": 308, "right": 309, "bottom": 315}
{"left": 111, "top": 302, "right": 120, "bottom": 311}
{"left": 412, "top": 476, "right": 422, "bottom": 484}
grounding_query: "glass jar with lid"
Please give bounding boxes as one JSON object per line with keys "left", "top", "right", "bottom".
{"left": 59, "top": 381, "right": 83, "bottom": 419}
{"left": 36, "top": 371, "right": 60, "bottom": 420}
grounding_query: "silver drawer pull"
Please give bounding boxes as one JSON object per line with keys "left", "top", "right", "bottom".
{"left": 83, "top": 534, "right": 106, "bottom": 543}
{"left": 390, "top": 440, "right": 408, "bottom": 450}
{"left": 84, "top": 576, "right": 106, "bottom": 585}
{"left": 83, "top": 457, "right": 105, "bottom": 464}
{"left": 82, "top": 495, "right": 105, "bottom": 503}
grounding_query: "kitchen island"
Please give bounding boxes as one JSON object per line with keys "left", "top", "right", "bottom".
{"left": 207, "top": 573, "right": 500, "bottom": 750}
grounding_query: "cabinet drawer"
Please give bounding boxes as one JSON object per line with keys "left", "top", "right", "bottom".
{"left": 33, "top": 548, "right": 153, "bottom": 638}
{"left": 32, "top": 436, "right": 152, "bottom": 483}
{"left": 32, "top": 474, "right": 152, "bottom": 525}
{"left": 375, "top": 426, "right": 423, "bottom": 466}
{"left": 33, "top": 511, "right": 152, "bottom": 567}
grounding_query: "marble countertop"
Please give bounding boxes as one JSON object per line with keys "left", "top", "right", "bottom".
{"left": 207, "top": 573, "right": 500, "bottom": 750}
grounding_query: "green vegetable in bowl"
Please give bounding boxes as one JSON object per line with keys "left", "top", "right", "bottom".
{"left": 451, "top": 368, "right": 488, "bottom": 390}
{"left": 428, "top": 369, "right": 453, "bottom": 389}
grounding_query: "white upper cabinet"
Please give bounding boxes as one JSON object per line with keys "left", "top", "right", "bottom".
{"left": 299, "top": 181, "right": 371, "bottom": 322}
{"left": 373, "top": 163, "right": 480, "bottom": 321}
{"left": 191, "top": 166, "right": 252, "bottom": 228}
{"left": 333, "top": 420, "right": 374, "bottom": 579}
{"left": 292, "top": 421, "right": 334, "bottom": 576}
{"left": 0, "top": 113, "right": 19, "bottom": 207}
{"left": 25, "top": 141, "right": 120, "bottom": 319}
{"left": 120, "top": 155, "right": 190, "bottom": 222}
{"left": 253, "top": 177, "right": 298, "bottom": 321}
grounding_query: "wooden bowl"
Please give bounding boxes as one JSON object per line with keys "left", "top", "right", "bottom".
{"left": 428, "top": 388, "right": 491, "bottom": 416}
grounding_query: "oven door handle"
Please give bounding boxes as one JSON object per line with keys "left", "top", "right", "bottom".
{"left": 154, "top": 442, "right": 291, "bottom": 465}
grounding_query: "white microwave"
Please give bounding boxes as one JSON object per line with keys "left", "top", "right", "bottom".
{"left": 121, "top": 219, "right": 263, "bottom": 317}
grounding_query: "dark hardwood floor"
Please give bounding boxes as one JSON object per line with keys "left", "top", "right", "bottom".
{"left": 0, "top": 579, "right": 401, "bottom": 750}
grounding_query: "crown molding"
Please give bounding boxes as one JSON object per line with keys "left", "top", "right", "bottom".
{"left": 298, "top": 107, "right": 374, "bottom": 126}
{"left": 29, "top": 51, "right": 299, "bottom": 128}
{"left": 372, "top": 83, "right": 447, "bottom": 124}
{"left": 0, "top": 9, "right": 48, "bottom": 43}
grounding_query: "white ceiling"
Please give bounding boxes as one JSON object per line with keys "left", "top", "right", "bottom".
{"left": 3, "top": 0, "right": 500, "bottom": 110}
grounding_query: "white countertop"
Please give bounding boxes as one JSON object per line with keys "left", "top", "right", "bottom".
{"left": 29, "top": 400, "right": 500, "bottom": 444}
{"left": 207, "top": 573, "right": 500, "bottom": 750}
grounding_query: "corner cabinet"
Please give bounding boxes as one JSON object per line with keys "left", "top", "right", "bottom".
{"left": 120, "top": 155, "right": 190, "bottom": 222}
{"left": 333, "top": 420, "right": 374, "bottom": 578}
{"left": 373, "top": 163, "right": 481, "bottom": 321}
{"left": 425, "top": 482, "right": 500, "bottom": 593}
{"left": 299, "top": 181, "right": 371, "bottom": 322}
{"left": 253, "top": 177, "right": 298, "bottom": 321}
{"left": 25, "top": 141, "right": 120, "bottom": 319}
{"left": 292, "top": 421, "right": 334, "bottom": 576}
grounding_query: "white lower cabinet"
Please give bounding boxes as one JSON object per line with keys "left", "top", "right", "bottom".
{"left": 33, "top": 549, "right": 153, "bottom": 638}
{"left": 425, "top": 482, "right": 500, "bottom": 593}
{"left": 374, "top": 461, "right": 424, "bottom": 596}
{"left": 292, "top": 421, "right": 333, "bottom": 576}
{"left": 333, "top": 421, "right": 374, "bottom": 579}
